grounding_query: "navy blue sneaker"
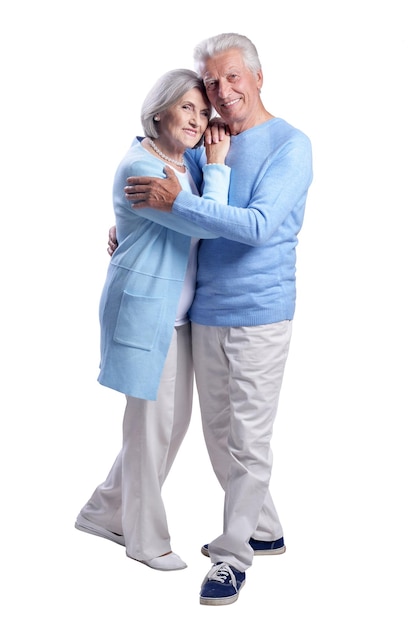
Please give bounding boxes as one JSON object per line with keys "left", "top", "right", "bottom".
{"left": 201, "top": 536, "right": 286, "bottom": 557}
{"left": 200, "top": 562, "right": 246, "bottom": 606}
{"left": 248, "top": 537, "right": 286, "bottom": 555}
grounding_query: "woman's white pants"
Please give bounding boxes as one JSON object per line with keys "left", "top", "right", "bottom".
{"left": 78, "top": 323, "right": 193, "bottom": 561}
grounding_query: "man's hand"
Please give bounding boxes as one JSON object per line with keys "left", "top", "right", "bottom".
{"left": 107, "top": 225, "right": 118, "bottom": 256}
{"left": 125, "top": 167, "right": 181, "bottom": 211}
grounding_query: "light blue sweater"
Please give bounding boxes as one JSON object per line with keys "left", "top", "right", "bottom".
{"left": 175, "top": 118, "right": 313, "bottom": 326}
{"left": 98, "top": 139, "right": 230, "bottom": 399}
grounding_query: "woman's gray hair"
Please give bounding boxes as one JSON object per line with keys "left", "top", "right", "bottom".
{"left": 141, "top": 68, "right": 211, "bottom": 146}
{"left": 193, "top": 33, "right": 262, "bottom": 77}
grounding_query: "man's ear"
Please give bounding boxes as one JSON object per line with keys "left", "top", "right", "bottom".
{"left": 256, "top": 69, "right": 264, "bottom": 91}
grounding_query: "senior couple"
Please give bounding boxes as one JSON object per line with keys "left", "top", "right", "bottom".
{"left": 75, "top": 32, "right": 313, "bottom": 606}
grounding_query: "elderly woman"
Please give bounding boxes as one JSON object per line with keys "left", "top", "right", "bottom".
{"left": 75, "top": 69, "right": 230, "bottom": 570}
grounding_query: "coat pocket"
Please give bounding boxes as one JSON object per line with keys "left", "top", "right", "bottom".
{"left": 113, "top": 291, "right": 164, "bottom": 351}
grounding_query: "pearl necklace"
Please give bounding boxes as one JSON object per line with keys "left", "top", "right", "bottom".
{"left": 148, "top": 139, "right": 185, "bottom": 167}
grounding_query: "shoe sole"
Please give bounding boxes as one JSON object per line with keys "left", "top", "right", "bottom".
{"left": 75, "top": 515, "right": 125, "bottom": 546}
{"left": 200, "top": 581, "right": 245, "bottom": 606}
{"left": 252, "top": 545, "right": 286, "bottom": 556}
{"left": 200, "top": 545, "right": 286, "bottom": 557}
{"left": 136, "top": 557, "right": 188, "bottom": 571}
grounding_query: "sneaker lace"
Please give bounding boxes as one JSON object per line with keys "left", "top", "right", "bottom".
{"left": 207, "top": 563, "right": 237, "bottom": 590}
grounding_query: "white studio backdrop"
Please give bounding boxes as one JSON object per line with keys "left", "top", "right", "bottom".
{"left": 1, "top": 1, "right": 416, "bottom": 624}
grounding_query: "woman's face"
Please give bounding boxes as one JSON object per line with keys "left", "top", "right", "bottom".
{"left": 157, "top": 88, "right": 211, "bottom": 151}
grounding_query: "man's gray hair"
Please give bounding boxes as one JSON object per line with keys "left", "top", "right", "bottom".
{"left": 193, "top": 33, "right": 262, "bottom": 77}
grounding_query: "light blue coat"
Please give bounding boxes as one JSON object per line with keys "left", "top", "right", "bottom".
{"left": 97, "top": 138, "right": 230, "bottom": 400}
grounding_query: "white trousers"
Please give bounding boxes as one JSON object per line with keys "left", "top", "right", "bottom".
{"left": 79, "top": 323, "right": 193, "bottom": 561}
{"left": 192, "top": 321, "right": 292, "bottom": 571}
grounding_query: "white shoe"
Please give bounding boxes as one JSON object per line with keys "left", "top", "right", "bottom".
{"left": 140, "top": 552, "right": 187, "bottom": 571}
{"left": 75, "top": 514, "right": 125, "bottom": 546}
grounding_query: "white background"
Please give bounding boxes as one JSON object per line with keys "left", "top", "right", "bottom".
{"left": 1, "top": 1, "right": 416, "bottom": 623}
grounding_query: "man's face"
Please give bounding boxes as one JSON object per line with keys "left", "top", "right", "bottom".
{"left": 201, "top": 48, "right": 263, "bottom": 133}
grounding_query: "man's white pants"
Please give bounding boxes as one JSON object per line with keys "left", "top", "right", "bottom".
{"left": 78, "top": 323, "right": 193, "bottom": 561}
{"left": 192, "top": 320, "right": 292, "bottom": 572}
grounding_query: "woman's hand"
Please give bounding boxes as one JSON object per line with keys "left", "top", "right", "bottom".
{"left": 204, "top": 118, "right": 231, "bottom": 164}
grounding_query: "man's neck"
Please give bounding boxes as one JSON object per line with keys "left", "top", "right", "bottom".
{"left": 228, "top": 110, "right": 274, "bottom": 135}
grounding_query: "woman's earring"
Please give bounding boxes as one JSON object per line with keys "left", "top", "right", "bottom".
{"left": 154, "top": 115, "right": 160, "bottom": 121}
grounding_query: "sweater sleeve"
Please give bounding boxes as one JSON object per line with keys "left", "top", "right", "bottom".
{"left": 172, "top": 132, "right": 313, "bottom": 246}
{"left": 117, "top": 151, "right": 230, "bottom": 239}
{"left": 136, "top": 164, "right": 230, "bottom": 238}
